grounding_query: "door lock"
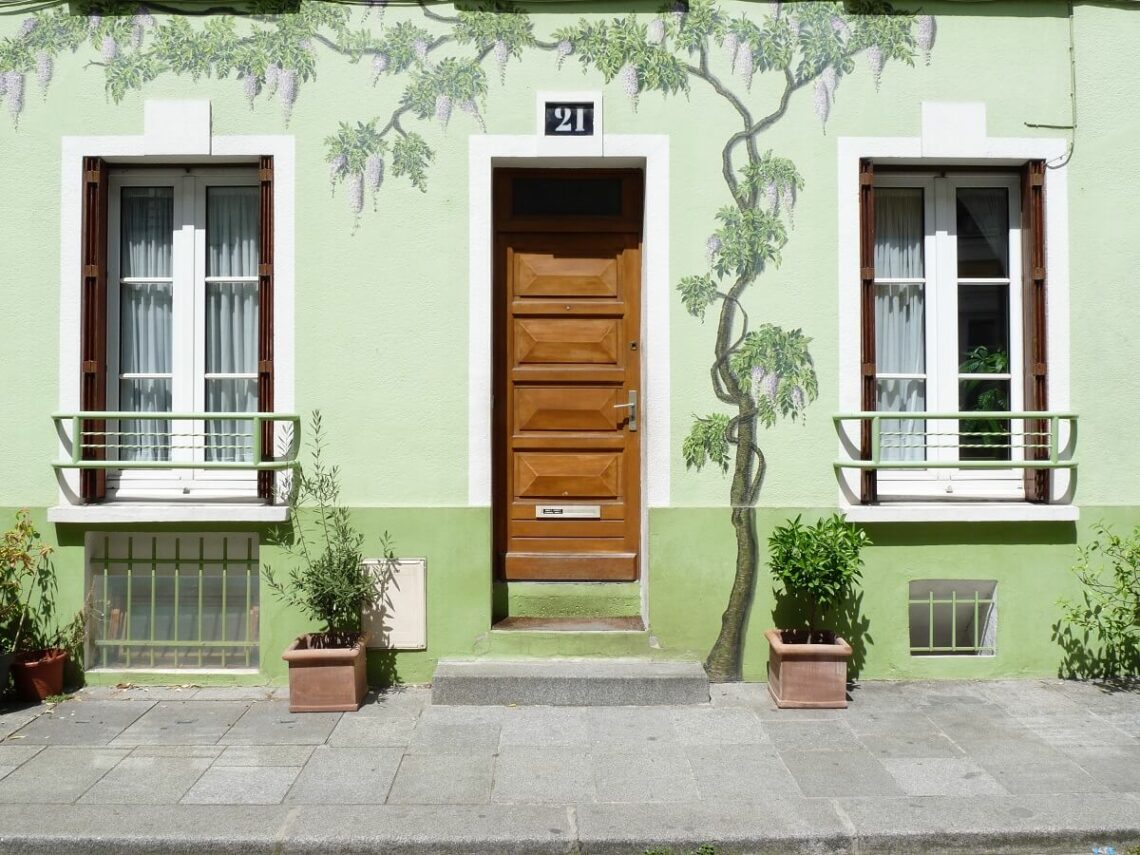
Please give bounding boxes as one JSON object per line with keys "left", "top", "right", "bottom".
{"left": 613, "top": 390, "right": 638, "bottom": 431}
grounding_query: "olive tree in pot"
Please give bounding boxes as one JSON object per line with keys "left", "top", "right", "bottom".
{"left": 263, "top": 412, "right": 394, "bottom": 713}
{"left": 766, "top": 514, "right": 870, "bottom": 709}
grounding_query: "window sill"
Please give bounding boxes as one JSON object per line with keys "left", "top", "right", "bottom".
{"left": 841, "top": 502, "right": 1079, "bottom": 524}
{"left": 48, "top": 503, "right": 288, "bottom": 524}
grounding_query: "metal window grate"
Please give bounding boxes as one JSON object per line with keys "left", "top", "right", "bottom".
{"left": 908, "top": 580, "right": 996, "bottom": 656}
{"left": 89, "top": 533, "right": 259, "bottom": 670}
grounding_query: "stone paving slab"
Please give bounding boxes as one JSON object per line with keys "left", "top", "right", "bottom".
{"left": 12, "top": 700, "right": 154, "bottom": 746}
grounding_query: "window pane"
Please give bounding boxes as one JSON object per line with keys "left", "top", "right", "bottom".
{"left": 876, "top": 282, "right": 925, "bottom": 374}
{"left": 120, "top": 283, "right": 172, "bottom": 375}
{"left": 874, "top": 188, "right": 924, "bottom": 279}
{"left": 207, "top": 187, "right": 260, "bottom": 278}
{"left": 877, "top": 378, "right": 926, "bottom": 462}
{"left": 206, "top": 282, "right": 258, "bottom": 375}
{"left": 958, "top": 283, "right": 1010, "bottom": 371}
{"left": 205, "top": 379, "right": 257, "bottom": 463}
{"left": 957, "top": 188, "right": 1009, "bottom": 278}
{"left": 118, "top": 379, "right": 171, "bottom": 462}
{"left": 512, "top": 177, "right": 622, "bottom": 217}
{"left": 120, "top": 188, "right": 173, "bottom": 279}
{"left": 959, "top": 379, "right": 1011, "bottom": 461}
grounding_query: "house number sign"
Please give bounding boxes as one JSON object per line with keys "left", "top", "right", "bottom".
{"left": 544, "top": 102, "right": 594, "bottom": 136}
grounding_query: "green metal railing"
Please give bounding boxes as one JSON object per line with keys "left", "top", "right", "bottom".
{"left": 90, "top": 534, "right": 259, "bottom": 670}
{"left": 909, "top": 586, "right": 996, "bottom": 656}
{"left": 833, "top": 411, "right": 1078, "bottom": 470}
{"left": 53, "top": 412, "right": 300, "bottom": 471}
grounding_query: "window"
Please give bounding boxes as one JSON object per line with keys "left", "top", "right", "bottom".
{"left": 852, "top": 160, "right": 1055, "bottom": 505}
{"left": 77, "top": 157, "right": 276, "bottom": 503}
{"left": 874, "top": 173, "right": 1023, "bottom": 497}
{"left": 908, "top": 580, "right": 996, "bottom": 657}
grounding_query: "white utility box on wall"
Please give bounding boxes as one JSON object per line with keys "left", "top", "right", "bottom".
{"left": 362, "top": 558, "right": 427, "bottom": 650}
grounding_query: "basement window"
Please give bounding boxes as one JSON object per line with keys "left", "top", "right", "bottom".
{"left": 88, "top": 533, "right": 259, "bottom": 671}
{"left": 909, "top": 580, "right": 996, "bottom": 656}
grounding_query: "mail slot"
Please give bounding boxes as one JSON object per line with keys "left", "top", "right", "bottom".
{"left": 535, "top": 505, "right": 601, "bottom": 519}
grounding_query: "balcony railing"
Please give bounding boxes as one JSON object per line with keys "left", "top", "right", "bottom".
{"left": 53, "top": 412, "right": 301, "bottom": 471}
{"left": 833, "top": 411, "right": 1078, "bottom": 471}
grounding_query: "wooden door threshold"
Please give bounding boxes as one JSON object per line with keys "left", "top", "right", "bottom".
{"left": 492, "top": 616, "right": 645, "bottom": 633}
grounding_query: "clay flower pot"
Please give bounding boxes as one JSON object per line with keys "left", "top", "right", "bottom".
{"left": 765, "top": 628, "right": 852, "bottom": 709}
{"left": 11, "top": 648, "right": 68, "bottom": 702}
{"left": 282, "top": 633, "right": 368, "bottom": 713}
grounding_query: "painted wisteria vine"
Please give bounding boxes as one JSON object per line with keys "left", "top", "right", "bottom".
{"left": 0, "top": 0, "right": 936, "bottom": 680}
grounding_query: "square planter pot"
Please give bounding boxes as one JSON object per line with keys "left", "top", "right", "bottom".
{"left": 765, "top": 628, "right": 852, "bottom": 709}
{"left": 282, "top": 634, "right": 369, "bottom": 713}
{"left": 11, "top": 649, "right": 68, "bottom": 703}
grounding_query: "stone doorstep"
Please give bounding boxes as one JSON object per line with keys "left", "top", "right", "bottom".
{"left": 431, "top": 658, "right": 710, "bottom": 706}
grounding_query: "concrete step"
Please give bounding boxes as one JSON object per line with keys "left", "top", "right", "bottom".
{"left": 431, "top": 658, "right": 710, "bottom": 706}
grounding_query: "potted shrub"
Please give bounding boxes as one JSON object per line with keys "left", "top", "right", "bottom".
{"left": 263, "top": 412, "right": 394, "bottom": 713}
{"left": 765, "top": 514, "right": 870, "bottom": 709}
{"left": 1, "top": 510, "right": 87, "bottom": 702}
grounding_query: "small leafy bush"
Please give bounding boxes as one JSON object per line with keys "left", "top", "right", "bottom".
{"left": 263, "top": 411, "right": 393, "bottom": 649}
{"left": 768, "top": 514, "right": 870, "bottom": 639}
{"left": 1057, "top": 523, "right": 1140, "bottom": 677}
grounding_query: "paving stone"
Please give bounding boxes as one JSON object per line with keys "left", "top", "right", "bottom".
{"left": 0, "top": 803, "right": 290, "bottom": 854}
{"left": 219, "top": 700, "right": 341, "bottom": 745}
{"left": 192, "top": 686, "right": 278, "bottom": 701}
{"left": 846, "top": 681, "right": 923, "bottom": 713}
{"left": 764, "top": 718, "right": 860, "bottom": 752}
{"left": 0, "top": 744, "right": 44, "bottom": 765}
{"left": 498, "top": 706, "right": 590, "bottom": 748}
{"left": 407, "top": 721, "right": 502, "bottom": 754}
{"left": 112, "top": 701, "right": 250, "bottom": 745}
{"left": 575, "top": 799, "right": 851, "bottom": 855}
{"left": 327, "top": 712, "right": 418, "bottom": 747}
{"left": 492, "top": 746, "right": 596, "bottom": 804}
{"left": 285, "top": 746, "right": 404, "bottom": 804}
{"left": 78, "top": 686, "right": 201, "bottom": 702}
{"left": 0, "top": 746, "right": 129, "bottom": 803}
{"left": 586, "top": 706, "right": 677, "bottom": 748}
{"left": 858, "top": 731, "right": 965, "bottom": 758}
{"left": 970, "top": 742, "right": 1109, "bottom": 794}
{"left": 668, "top": 706, "right": 767, "bottom": 745}
{"left": 0, "top": 706, "right": 43, "bottom": 740}
{"left": 975, "top": 680, "right": 1088, "bottom": 715}
{"left": 685, "top": 743, "right": 798, "bottom": 800}
{"left": 12, "top": 699, "right": 154, "bottom": 745}
{"left": 386, "top": 752, "right": 494, "bottom": 804}
{"left": 79, "top": 754, "right": 213, "bottom": 804}
{"left": 1096, "top": 712, "right": 1140, "bottom": 738}
{"left": 1017, "top": 712, "right": 1138, "bottom": 748}
{"left": 0, "top": 766, "right": 15, "bottom": 781}
{"left": 362, "top": 686, "right": 431, "bottom": 714}
{"left": 181, "top": 765, "right": 301, "bottom": 804}
{"left": 214, "top": 745, "right": 315, "bottom": 766}
{"left": 780, "top": 748, "right": 904, "bottom": 797}
{"left": 707, "top": 681, "right": 772, "bottom": 709}
{"left": 901, "top": 681, "right": 997, "bottom": 710}
{"left": 419, "top": 704, "right": 506, "bottom": 726}
{"left": 1057, "top": 744, "right": 1140, "bottom": 793}
{"left": 881, "top": 757, "right": 1008, "bottom": 796}
{"left": 590, "top": 746, "right": 699, "bottom": 803}
{"left": 1043, "top": 679, "right": 1140, "bottom": 716}
{"left": 836, "top": 792, "right": 1140, "bottom": 853}
{"left": 280, "top": 804, "right": 574, "bottom": 855}
{"left": 130, "top": 745, "right": 223, "bottom": 758}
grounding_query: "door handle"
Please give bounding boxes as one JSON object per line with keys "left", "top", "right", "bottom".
{"left": 613, "top": 390, "right": 637, "bottom": 432}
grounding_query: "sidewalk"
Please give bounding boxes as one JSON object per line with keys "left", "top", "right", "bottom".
{"left": 0, "top": 678, "right": 1137, "bottom": 854}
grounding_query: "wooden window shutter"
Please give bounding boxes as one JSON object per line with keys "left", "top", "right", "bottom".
{"left": 858, "top": 158, "right": 877, "bottom": 504}
{"left": 1022, "top": 160, "right": 1049, "bottom": 503}
{"left": 258, "top": 155, "right": 275, "bottom": 500}
{"left": 80, "top": 156, "right": 110, "bottom": 502}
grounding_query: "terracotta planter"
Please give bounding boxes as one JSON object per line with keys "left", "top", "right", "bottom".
{"left": 282, "top": 633, "right": 368, "bottom": 713}
{"left": 765, "top": 628, "right": 852, "bottom": 709}
{"left": 11, "top": 648, "right": 68, "bottom": 702}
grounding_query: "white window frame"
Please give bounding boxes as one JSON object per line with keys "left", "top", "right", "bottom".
{"left": 107, "top": 167, "right": 261, "bottom": 500}
{"left": 836, "top": 103, "right": 1075, "bottom": 523}
{"left": 875, "top": 172, "right": 1025, "bottom": 500}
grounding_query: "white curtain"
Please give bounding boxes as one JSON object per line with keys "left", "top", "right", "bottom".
{"left": 119, "top": 188, "right": 173, "bottom": 462}
{"left": 875, "top": 188, "right": 926, "bottom": 461}
{"left": 957, "top": 188, "right": 1008, "bottom": 277}
{"left": 205, "top": 187, "right": 259, "bottom": 462}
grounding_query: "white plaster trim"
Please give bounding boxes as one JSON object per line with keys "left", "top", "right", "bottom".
{"left": 57, "top": 115, "right": 295, "bottom": 512}
{"left": 48, "top": 504, "right": 288, "bottom": 524}
{"left": 466, "top": 134, "right": 671, "bottom": 510}
{"left": 843, "top": 503, "right": 1078, "bottom": 524}
{"left": 836, "top": 102, "right": 1072, "bottom": 512}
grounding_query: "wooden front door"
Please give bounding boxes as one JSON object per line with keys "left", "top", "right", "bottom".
{"left": 493, "top": 170, "right": 643, "bottom": 581}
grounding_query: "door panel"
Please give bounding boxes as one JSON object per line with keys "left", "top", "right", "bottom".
{"left": 494, "top": 173, "right": 642, "bottom": 582}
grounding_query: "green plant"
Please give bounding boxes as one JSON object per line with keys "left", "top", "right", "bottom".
{"left": 768, "top": 514, "right": 870, "bottom": 639}
{"left": 0, "top": 510, "right": 55, "bottom": 654}
{"left": 1057, "top": 523, "right": 1140, "bottom": 677}
{"left": 263, "top": 411, "right": 393, "bottom": 648}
